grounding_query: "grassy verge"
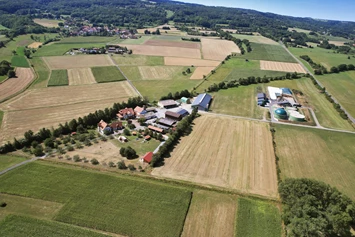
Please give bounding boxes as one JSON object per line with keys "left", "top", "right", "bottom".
{"left": 0, "top": 75, "right": 7, "bottom": 83}
{"left": 236, "top": 198, "right": 281, "bottom": 237}
{"left": 0, "top": 215, "right": 108, "bottom": 237}
{"left": 29, "top": 57, "right": 50, "bottom": 88}
{"left": 11, "top": 56, "right": 30, "bottom": 67}
{"left": 0, "top": 155, "right": 27, "bottom": 171}
{"left": 91, "top": 66, "right": 126, "bottom": 83}
{"left": 0, "top": 162, "right": 192, "bottom": 237}
{"left": 47, "top": 70, "right": 68, "bottom": 86}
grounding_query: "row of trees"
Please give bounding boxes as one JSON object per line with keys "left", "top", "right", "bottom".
{"left": 301, "top": 55, "right": 355, "bottom": 75}
{"left": 279, "top": 178, "right": 355, "bottom": 237}
{"left": 218, "top": 31, "right": 252, "bottom": 54}
{"left": 151, "top": 108, "right": 198, "bottom": 167}
{"left": 0, "top": 96, "right": 148, "bottom": 154}
{"left": 159, "top": 89, "right": 192, "bottom": 101}
{"left": 181, "top": 37, "right": 201, "bottom": 42}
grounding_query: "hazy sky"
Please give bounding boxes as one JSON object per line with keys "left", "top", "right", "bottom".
{"left": 178, "top": 0, "right": 354, "bottom": 22}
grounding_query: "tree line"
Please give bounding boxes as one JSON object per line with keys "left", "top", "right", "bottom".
{"left": 300, "top": 55, "right": 355, "bottom": 75}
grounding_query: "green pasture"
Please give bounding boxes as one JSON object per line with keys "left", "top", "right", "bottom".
{"left": 11, "top": 56, "right": 29, "bottom": 67}
{"left": 91, "top": 66, "right": 126, "bottom": 83}
{"left": 112, "top": 54, "right": 164, "bottom": 66}
{"left": 34, "top": 43, "right": 105, "bottom": 57}
{"left": 275, "top": 124, "right": 355, "bottom": 200}
{"left": 58, "top": 36, "right": 114, "bottom": 44}
{"left": 236, "top": 198, "right": 282, "bottom": 237}
{"left": 166, "top": 10, "right": 174, "bottom": 18}
{"left": 0, "top": 75, "right": 7, "bottom": 83}
{"left": 29, "top": 57, "right": 50, "bottom": 88}
{"left": 0, "top": 162, "right": 192, "bottom": 237}
{"left": 47, "top": 70, "right": 68, "bottom": 86}
{"left": 121, "top": 35, "right": 152, "bottom": 45}
{"left": 110, "top": 134, "right": 161, "bottom": 156}
{"left": 0, "top": 155, "right": 27, "bottom": 171}
{"left": 0, "top": 24, "right": 9, "bottom": 30}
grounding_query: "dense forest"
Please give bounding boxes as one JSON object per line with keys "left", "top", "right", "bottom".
{"left": 0, "top": 0, "right": 355, "bottom": 40}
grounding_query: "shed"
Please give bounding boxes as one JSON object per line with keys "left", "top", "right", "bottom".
{"left": 158, "top": 100, "right": 178, "bottom": 109}
{"left": 176, "top": 109, "right": 189, "bottom": 117}
{"left": 191, "top": 93, "right": 212, "bottom": 111}
{"left": 141, "top": 152, "right": 153, "bottom": 163}
{"left": 144, "top": 135, "right": 151, "bottom": 140}
{"left": 257, "top": 93, "right": 266, "bottom": 99}
{"left": 165, "top": 111, "right": 182, "bottom": 121}
{"left": 148, "top": 125, "right": 163, "bottom": 133}
{"left": 180, "top": 97, "right": 190, "bottom": 104}
{"left": 158, "top": 118, "right": 176, "bottom": 127}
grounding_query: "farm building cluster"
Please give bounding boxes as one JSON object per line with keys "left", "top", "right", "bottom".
{"left": 258, "top": 87, "right": 306, "bottom": 122}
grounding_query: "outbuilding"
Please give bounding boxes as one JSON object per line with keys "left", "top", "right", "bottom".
{"left": 191, "top": 93, "right": 212, "bottom": 111}
{"left": 165, "top": 111, "right": 182, "bottom": 121}
{"left": 158, "top": 100, "right": 178, "bottom": 109}
{"left": 141, "top": 152, "right": 153, "bottom": 163}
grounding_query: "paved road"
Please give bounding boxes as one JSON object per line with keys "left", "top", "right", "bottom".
{"left": 108, "top": 54, "right": 143, "bottom": 98}
{"left": 0, "top": 157, "right": 41, "bottom": 176}
{"left": 280, "top": 42, "right": 355, "bottom": 124}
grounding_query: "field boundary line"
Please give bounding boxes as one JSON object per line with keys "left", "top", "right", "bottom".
{"left": 46, "top": 70, "right": 53, "bottom": 87}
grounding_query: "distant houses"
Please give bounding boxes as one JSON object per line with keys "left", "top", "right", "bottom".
{"left": 191, "top": 93, "right": 212, "bottom": 111}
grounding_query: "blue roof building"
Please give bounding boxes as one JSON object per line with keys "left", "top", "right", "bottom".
{"left": 281, "top": 88, "right": 293, "bottom": 95}
{"left": 191, "top": 93, "right": 212, "bottom": 111}
{"left": 176, "top": 109, "right": 190, "bottom": 117}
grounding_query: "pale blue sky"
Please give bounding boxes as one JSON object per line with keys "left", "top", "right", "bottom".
{"left": 179, "top": 0, "right": 355, "bottom": 22}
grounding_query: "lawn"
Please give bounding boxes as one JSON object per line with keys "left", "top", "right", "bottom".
{"left": 275, "top": 124, "right": 355, "bottom": 200}
{"left": 0, "top": 155, "right": 27, "bottom": 171}
{"left": 110, "top": 134, "right": 161, "bottom": 156}
{"left": 289, "top": 46, "right": 355, "bottom": 70}
{"left": 113, "top": 54, "right": 164, "bottom": 66}
{"left": 0, "top": 75, "right": 7, "bottom": 83}
{"left": 0, "top": 215, "right": 108, "bottom": 237}
{"left": 121, "top": 36, "right": 152, "bottom": 45}
{"left": 91, "top": 66, "right": 126, "bottom": 83}
{"left": 0, "top": 162, "right": 192, "bottom": 237}
{"left": 34, "top": 43, "right": 105, "bottom": 57}
{"left": 234, "top": 43, "right": 297, "bottom": 63}
{"left": 47, "top": 70, "right": 68, "bottom": 86}
{"left": 29, "top": 57, "right": 50, "bottom": 88}
{"left": 11, "top": 56, "right": 30, "bottom": 67}
{"left": 236, "top": 198, "right": 282, "bottom": 237}
{"left": 210, "top": 85, "right": 265, "bottom": 119}
{"left": 316, "top": 71, "right": 355, "bottom": 118}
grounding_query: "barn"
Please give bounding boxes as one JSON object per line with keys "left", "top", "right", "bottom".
{"left": 191, "top": 93, "right": 212, "bottom": 111}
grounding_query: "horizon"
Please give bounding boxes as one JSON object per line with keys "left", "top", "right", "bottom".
{"left": 177, "top": 0, "right": 355, "bottom": 22}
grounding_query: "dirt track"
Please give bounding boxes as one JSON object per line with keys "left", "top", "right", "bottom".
{"left": 152, "top": 114, "right": 278, "bottom": 198}
{"left": 0, "top": 68, "right": 34, "bottom": 102}
{"left": 68, "top": 68, "right": 96, "bottom": 85}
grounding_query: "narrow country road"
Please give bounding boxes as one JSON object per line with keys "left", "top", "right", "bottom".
{"left": 280, "top": 42, "right": 355, "bottom": 124}
{"left": 0, "top": 157, "right": 41, "bottom": 176}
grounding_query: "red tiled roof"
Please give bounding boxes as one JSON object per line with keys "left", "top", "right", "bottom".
{"left": 98, "top": 120, "right": 108, "bottom": 129}
{"left": 118, "top": 107, "right": 135, "bottom": 116}
{"left": 142, "top": 152, "right": 153, "bottom": 163}
{"left": 134, "top": 106, "right": 144, "bottom": 114}
{"left": 145, "top": 135, "right": 151, "bottom": 140}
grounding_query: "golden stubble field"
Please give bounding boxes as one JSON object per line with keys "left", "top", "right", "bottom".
{"left": 0, "top": 68, "right": 34, "bottom": 102}
{"left": 260, "top": 60, "right": 307, "bottom": 73}
{"left": 43, "top": 55, "right": 114, "bottom": 69}
{"left": 0, "top": 81, "right": 137, "bottom": 142}
{"left": 138, "top": 66, "right": 183, "bottom": 80}
{"left": 152, "top": 114, "right": 278, "bottom": 198}
{"left": 190, "top": 67, "right": 215, "bottom": 79}
{"left": 201, "top": 38, "right": 241, "bottom": 60}
{"left": 68, "top": 68, "right": 96, "bottom": 85}
{"left": 164, "top": 57, "right": 220, "bottom": 67}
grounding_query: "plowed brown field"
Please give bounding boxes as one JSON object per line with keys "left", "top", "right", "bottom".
{"left": 260, "top": 60, "right": 306, "bottom": 73}
{"left": 0, "top": 68, "right": 34, "bottom": 102}
{"left": 152, "top": 114, "right": 278, "bottom": 198}
{"left": 144, "top": 39, "right": 200, "bottom": 49}
{"left": 121, "top": 45, "right": 201, "bottom": 59}
{"left": 43, "top": 55, "right": 114, "bottom": 69}
{"left": 68, "top": 68, "right": 96, "bottom": 85}
{"left": 201, "top": 38, "right": 241, "bottom": 60}
{"left": 190, "top": 67, "right": 215, "bottom": 79}
{"left": 164, "top": 57, "right": 220, "bottom": 67}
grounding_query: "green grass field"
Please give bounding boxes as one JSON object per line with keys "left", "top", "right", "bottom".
{"left": 110, "top": 135, "right": 161, "bottom": 156}
{"left": 112, "top": 54, "right": 164, "bottom": 66}
{"left": 91, "top": 66, "right": 126, "bottom": 83}
{"left": 0, "top": 75, "right": 7, "bottom": 83}
{"left": 0, "top": 215, "right": 108, "bottom": 237}
{"left": 231, "top": 34, "right": 278, "bottom": 45}
{"left": 11, "top": 56, "right": 30, "bottom": 67}
{"left": 0, "top": 155, "right": 27, "bottom": 171}
{"left": 47, "top": 70, "right": 68, "bottom": 86}
{"left": 0, "top": 162, "right": 192, "bottom": 237}
{"left": 210, "top": 85, "right": 265, "bottom": 119}
{"left": 34, "top": 43, "right": 105, "bottom": 57}
{"left": 316, "top": 71, "right": 355, "bottom": 118}
{"left": 121, "top": 36, "right": 152, "bottom": 45}
{"left": 58, "top": 36, "right": 115, "bottom": 44}
{"left": 234, "top": 43, "right": 296, "bottom": 63}
{"left": 289, "top": 46, "right": 355, "bottom": 69}
{"left": 236, "top": 198, "right": 281, "bottom": 237}
{"left": 275, "top": 124, "right": 355, "bottom": 200}
{"left": 30, "top": 57, "right": 50, "bottom": 88}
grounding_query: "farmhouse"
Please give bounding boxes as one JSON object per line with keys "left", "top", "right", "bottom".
{"left": 110, "top": 121, "right": 123, "bottom": 131}
{"left": 148, "top": 125, "right": 164, "bottom": 133}
{"left": 165, "top": 111, "right": 182, "bottom": 121}
{"left": 141, "top": 152, "right": 153, "bottom": 163}
{"left": 191, "top": 93, "right": 212, "bottom": 111}
{"left": 134, "top": 106, "right": 147, "bottom": 115}
{"left": 158, "top": 100, "right": 178, "bottom": 109}
{"left": 97, "top": 120, "right": 109, "bottom": 134}
{"left": 117, "top": 107, "right": 135, "bottom": 119}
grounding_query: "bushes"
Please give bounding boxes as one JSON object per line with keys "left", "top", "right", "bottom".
{"left": 90, "top": 158, "right": 99, "bottom": 165}
{"left": 120, "top": 146, "right": 137, "bottom": 159}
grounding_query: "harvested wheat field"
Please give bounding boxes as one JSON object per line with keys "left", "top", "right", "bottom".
{"left": 0, "top": 68, "right": 34, "bottom": 102}
{"left": 182, "top": 190, "right": 237, "bottom": 237}
{"left": 122, "top": 45, "right": 201, "bottom": 59}
{"left": 33, "top": 18, "right": 62, "bottom": 28}
{"left": 190, "top": 67, "right": 215, "bottom": 79}
{"left": 260, "top": 60, "right": 306, "bottom": 73}
{"left": 152, "top": 114, "right": 278, "bottom": 198}
{"left": 201, "top": 38, "right": 241, "bottom": 61}
{"left": 0, "top": 82, "right": 137, "bottom": 141}
{"left": 144, "top": 39, "right": 200, "bottom": 49}
{"left": 43, "top": 55, "right": 114, "bottom": 69}
{"left": 329, "top": 41, "right": 346, "bottom": 46}
{"left": 28, "top": 42, "right": 43, "bottom": 49}
{"left": 138, "top": 66, "right": 183, "bottom": 80}
{"left": 164, "top": 57, "right": 220, "bottom": 67}
{"left": 68, "top": 68, "right": 96, "bottom": 85}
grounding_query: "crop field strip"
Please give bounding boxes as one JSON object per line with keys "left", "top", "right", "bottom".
{"left": 11, "top": 55, "right": 30, "bottom": 68}
{"left": 182, "top": 190, "right": 237, "bottom": 237}
{"left": 138, "top": 66, "right": 184, "bottom": 80}
{"left": 29, "top": 57, "right": 51, "bottom": 88}
{"left": 260, "top": 60, "right": 307, "bottom": 73}
{"left": 275, "top": 124, "right": 355, "bottom": 200}
{"left": 0, "top": 68, "right": 34, "bottom": 102}
{"left": 47, "top": 69, "right": 68, "bottom": 86}
{"left": 0, "top": 162, "right": 192, "bottom": 237}
{"left": 164, "top": 57, "right": 220, "bottom": 67}
{"left": 231, "top": 33, "right": 279, "bottom": 45}
{"left": 43, "top": 55, "right": 114, "bottom": 69}
{"left": 190, "top": 67, "right": 215, "bottom": 79}
{"left": 68, "top": 68, "right": 96, "bottom": 85}
{"left": 235, "top": 198, "right": 282, "bottom": 237}
{"left": 144, "top": 39, "right": 200, "bottom": 49}
{"left": 91, "top": 66, "right": 126, "bottom": 83}
{"left": 112, "top": 55, "right": 164, "bottom": 66}
{"left": 201, "top": 38, "right": 241, "bottom": 60}
{"left": 152, "top": 114, "right": 278, "bottom": 198}
{"left": 0, "top": 155, "right": 27, "bottom": 171}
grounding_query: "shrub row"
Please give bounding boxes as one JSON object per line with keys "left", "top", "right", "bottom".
{"left": 300, "top": 55, "right": 355, "bottom": 75}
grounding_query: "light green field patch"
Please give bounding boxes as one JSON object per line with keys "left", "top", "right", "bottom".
{"left": 0, "top": 76, "right": 6, "bottom": 83}
{"left": 236, "top": 198, "right": 282, "bottom": 237}
{"left": 288, "top": 27, "right": 312, "bottom": 34}
{"left": 232, "top": 34, "right": 279, "bottom": 45}
{"left": 121, "top": 35, "right": 152, "bottom": 45}
{"left": 275, "top": 124, "right": 355, "bottom": 200}
{"left": 91, "top": 66, "right": 126, "bottom": 83}
{"left": 47, "top": 69, "right": 68, "bottom": 86}
{"left": 58, "top": 36, "right": 115, "bottom": 44}
{"left": 0, "top": 155, "right": 27, "bottom": 171}
{"left": 0, "top": 24, "right": 9, "bottom": 30}
{"left": 166, "top": 10, "right": 174, "bottom": 18}
{"left": 113, "top": 54, "right": 164, "bottom": 66}
{"left": 30, "top": 57, "right": 50, "bottom": 88}
{"left": 34, "top": 43, "right": 105, "bottom": 57}
{"left": 110, "top": 135, "right": 161, "bottom": 156}
{"left": 11, "top": 56, "right": 30, "bottom": 67}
